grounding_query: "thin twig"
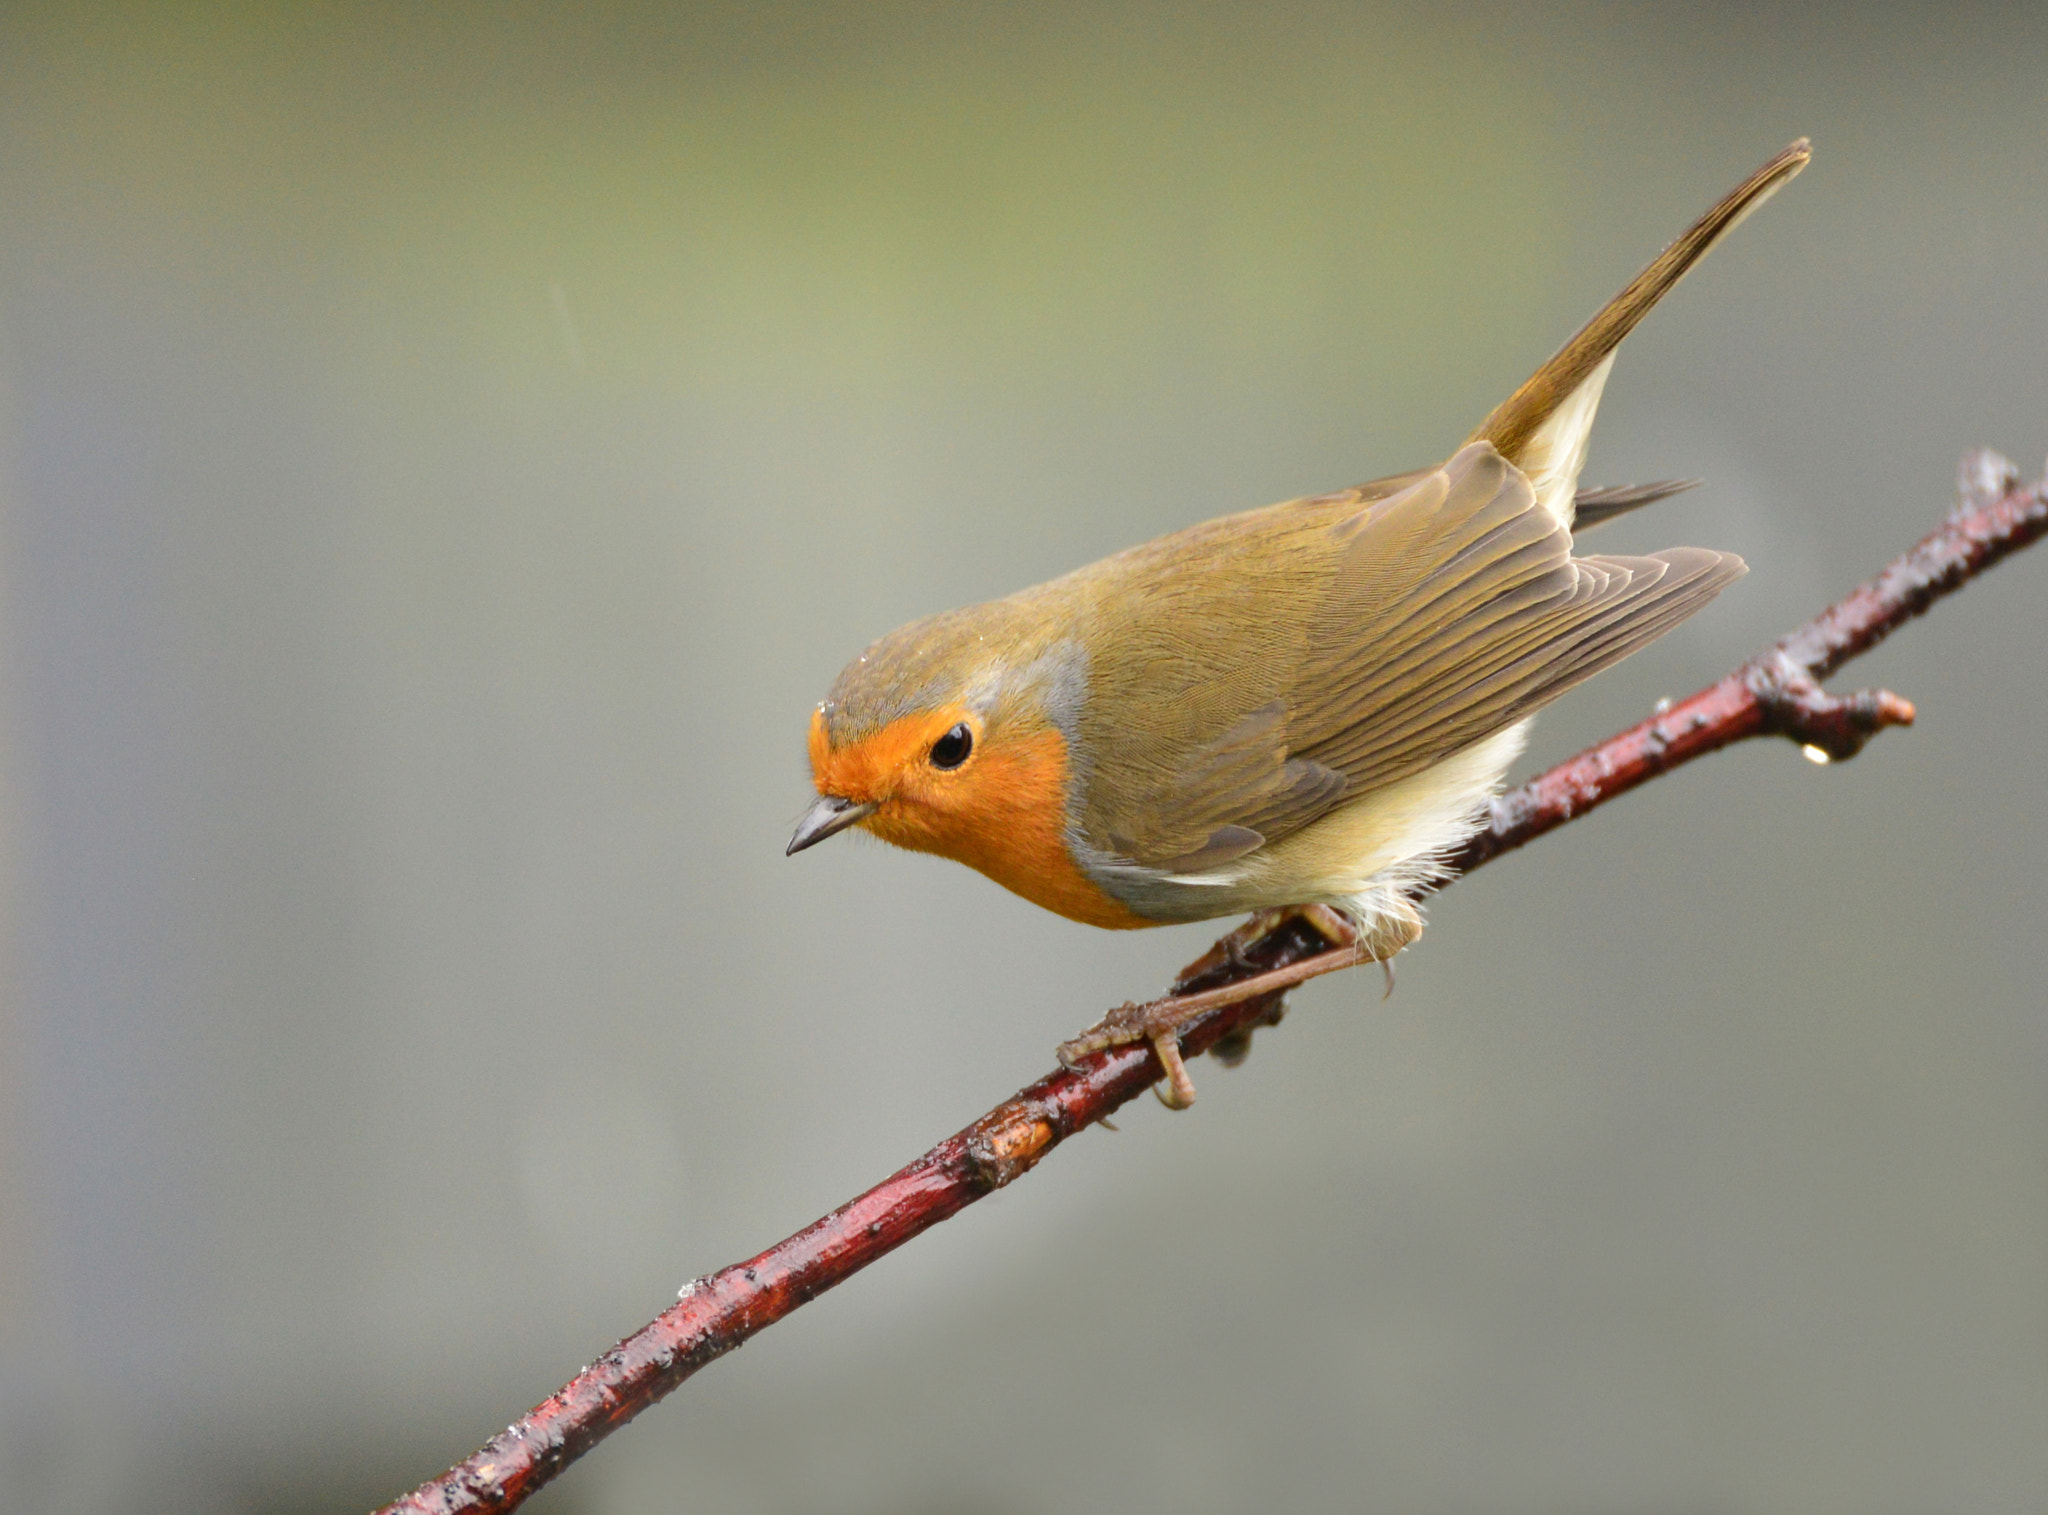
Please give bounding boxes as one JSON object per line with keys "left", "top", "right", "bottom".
{"left": 377, "top": 449, "right": 2047, "bottom": 1515}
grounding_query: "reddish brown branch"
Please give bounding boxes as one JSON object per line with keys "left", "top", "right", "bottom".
{"left": 378, "top": 450, "right": 2047, "bottom": 1515}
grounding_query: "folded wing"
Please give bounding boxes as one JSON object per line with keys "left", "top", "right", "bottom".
{"left": 1094, "top": 443, "right": 1742, "bottom": 872}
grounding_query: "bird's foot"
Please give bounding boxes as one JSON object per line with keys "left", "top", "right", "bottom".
{"left": 1058, "top": 902, "right": 1408, "bottom": 1109}
{"left": 1055, "top": 1001, "right": 1208, "bottom": 1109}
{"left": 1221, "top": 902, "right": 1357, "bottom": 967}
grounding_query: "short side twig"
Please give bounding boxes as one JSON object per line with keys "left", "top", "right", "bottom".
{"left": 378, "top": 450, "right": 2047, "bottom": 1515}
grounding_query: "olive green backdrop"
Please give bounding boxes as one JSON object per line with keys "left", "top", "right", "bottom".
{"left": 2, "top": 4, "right": 2044, "bottom": 1512}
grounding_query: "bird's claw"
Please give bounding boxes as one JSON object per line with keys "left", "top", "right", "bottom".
{"left": 1056, "top": 904, "right": 1409, "bottom": 1105}
{"left": 1151, "top": 1031, "right": 1198, "bottom": 1109}
{"left": 1057, "top": 902, "right": 1397, "bottom": 1108}
{"left": 1057, "top": 994, "right": 1212, "bottom": 1105}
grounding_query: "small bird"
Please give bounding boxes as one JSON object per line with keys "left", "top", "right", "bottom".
{"left": 790, "top": 141, "right": 1808, "bottom": 1101}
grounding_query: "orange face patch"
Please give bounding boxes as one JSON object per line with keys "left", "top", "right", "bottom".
{"left": 807, "top": 706, "right": 1151, "bottom": 929}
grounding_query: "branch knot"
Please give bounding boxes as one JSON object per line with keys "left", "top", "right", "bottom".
{"left": 1743, "top": 650, "right": 1915, "bottom": 761}
{"left": 965, "top": 1101, "right": 1058, "bottom": 1191}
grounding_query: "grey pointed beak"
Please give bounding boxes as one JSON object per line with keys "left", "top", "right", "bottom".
{"left": 787, "top": 794, "right": 880, "bottom": 855}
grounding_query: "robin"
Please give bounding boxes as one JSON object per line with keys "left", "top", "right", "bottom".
{"left": 790, "top": 141, "right": 1808, "bottom": 1104}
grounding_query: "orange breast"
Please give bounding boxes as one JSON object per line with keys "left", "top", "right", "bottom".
{"left": 808, "top": 708, "right": 1153, "bottom": 930}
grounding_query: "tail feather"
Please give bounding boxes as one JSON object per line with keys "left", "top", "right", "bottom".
{"left": 1571, "top": 478, "right": 1701, "bottom": 532}
{"left": 1469, "top": 139, "right": 1809, "bottom": 524}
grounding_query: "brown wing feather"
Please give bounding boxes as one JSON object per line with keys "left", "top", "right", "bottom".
{"left": 1078, "top": 444, "right": 1742, "bottom": 872}
{"left": 1290, "top": 446, "right": 1743, "bottom": 793}
{"left": 1323, "top": 471, "right": 1703, "bottom": 533}
{"left": 1099, "top": 701, "right": 1350, "bottom": 872}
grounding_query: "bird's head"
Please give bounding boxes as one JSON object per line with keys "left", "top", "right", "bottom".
{"left": 788, "top": 601, "right": 1147, "bottom": 928}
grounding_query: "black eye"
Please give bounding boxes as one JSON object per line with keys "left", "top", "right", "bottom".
{"left": 928, "top": 722, "right": 973, "bottom": 770}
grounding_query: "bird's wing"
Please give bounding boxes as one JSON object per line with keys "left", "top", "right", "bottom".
{"left": 1095, "top": 699, "right": 1349, "bottom": 873}
{"left": 1080, "top": 443, "right": 1742, "bottom": 872}
{"left": 1285, "top": 442, "right": 1742, "bottom": 794}
{"left": 1330, "top": 471, "right": 1704, "bottom": 535}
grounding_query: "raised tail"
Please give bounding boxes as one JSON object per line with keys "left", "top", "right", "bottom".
{"left": 1468, "top": 139, "right": 1810, "bottom": 525}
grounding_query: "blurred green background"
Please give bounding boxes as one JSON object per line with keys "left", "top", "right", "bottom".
{"left": 2, "top": 4, "right": 2045, "bottom": 1512}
